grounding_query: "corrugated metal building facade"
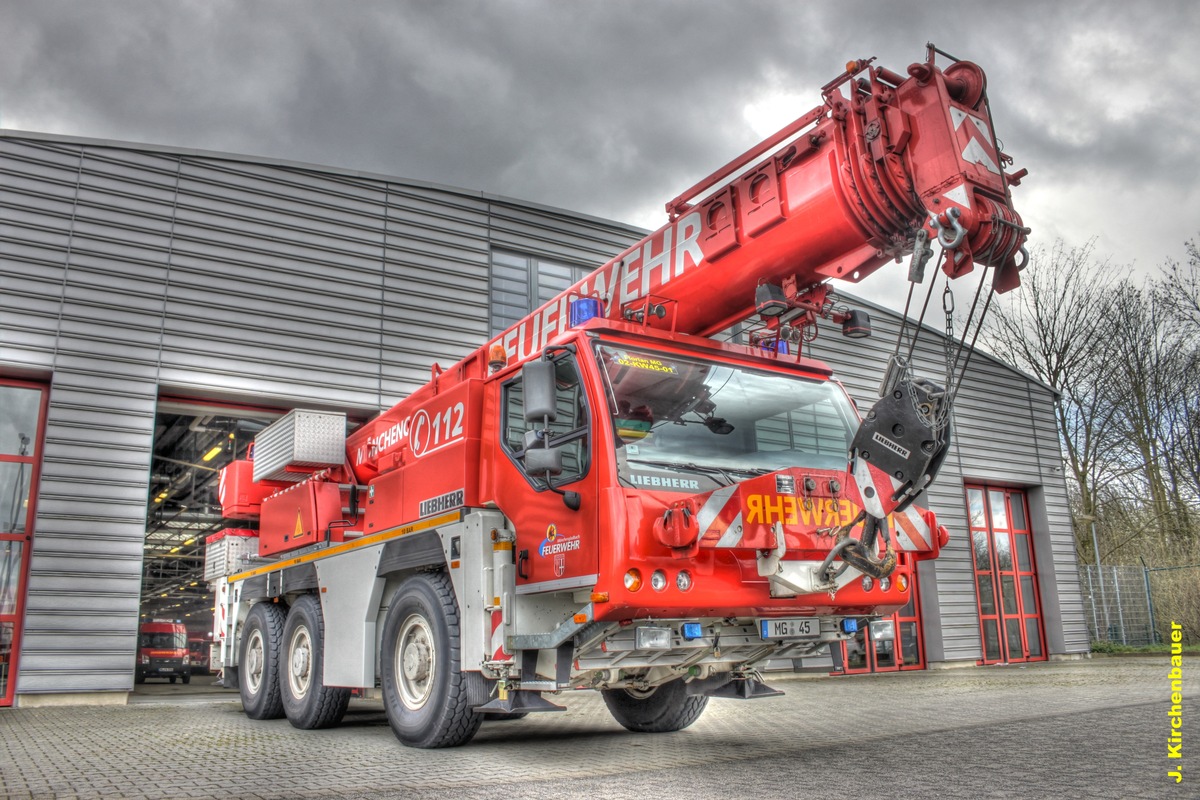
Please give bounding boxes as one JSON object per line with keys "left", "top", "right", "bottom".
{"left": 0, "top": 131, "right": 1089, "bottom": 704}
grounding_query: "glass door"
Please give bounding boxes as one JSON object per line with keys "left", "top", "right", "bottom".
{"left": 967, "top": 486, "right": 1046, "bottom": 664}
{"left": 834, "top": 561, "right": 925, "bottom": 674}
{"left": 0, "top": 380, "right": 47, "bottom": 706}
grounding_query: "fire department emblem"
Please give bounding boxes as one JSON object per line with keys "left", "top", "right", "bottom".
{"left": 554, "top": 554, "right": 566, "bottom": 577}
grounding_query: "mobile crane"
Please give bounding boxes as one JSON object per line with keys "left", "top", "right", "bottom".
{"left": 210, "top": 44, "right": 1028, "bottom": 747}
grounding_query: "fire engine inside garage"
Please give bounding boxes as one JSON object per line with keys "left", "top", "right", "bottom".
{"left": 0, "top": 128, "right": 1089, "bottom": 711}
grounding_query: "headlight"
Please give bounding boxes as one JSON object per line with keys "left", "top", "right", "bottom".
{"left": 650, "top": 570, "right": 668, "bottom": 592}
{"left": 635, "top": 627, "right": 672, "bottom": 650}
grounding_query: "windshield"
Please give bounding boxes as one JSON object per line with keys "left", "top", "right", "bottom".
{"left": 596, "top": 344, "right": 858, "bottom": 491}
{"left": 140, "top": 632, "right": 186, "bottom": 650}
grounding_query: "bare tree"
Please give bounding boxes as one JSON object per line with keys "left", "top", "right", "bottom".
{"left": 982, "top": 240, "right": 1120, "bottom": 553}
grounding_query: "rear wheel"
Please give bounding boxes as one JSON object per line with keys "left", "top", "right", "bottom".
{"left": 239, "top": 602, "right": 286, "bottom": 720}
{"left": 602, "top": 680, "right": 709, "bottom": 733}
{"left": 280, "top": 595, "right": 350, "bottom": 729}
{"left": 379, "top": 572, "right": 484, "bottom": 748}
{"left": 169, "top": 676, "right": 176, "bottom": 684}
{"left": 181, "top": 673, "right": 191, "bottom": 685}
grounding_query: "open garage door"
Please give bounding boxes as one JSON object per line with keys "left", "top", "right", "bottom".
{"left": 139, "top": 399, "right": 281, "bottom": 644}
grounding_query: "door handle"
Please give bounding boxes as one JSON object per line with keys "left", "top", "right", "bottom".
{"left": 517, "top": 549, "right": 530, "bottom": 579}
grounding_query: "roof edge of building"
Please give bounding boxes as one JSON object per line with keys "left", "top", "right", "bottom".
{"left": 0, "top": 127, "right": 650, "bottom": 237}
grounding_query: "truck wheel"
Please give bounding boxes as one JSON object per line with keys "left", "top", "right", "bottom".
{"left": 281, "top": 594, "right": 351, "bottom": 729}
{"left": 380, "top": 572, "right": 484, "bottom": 748}
{"left": 182, "top": 673, "right": 191, "bottom": 685}
{"left": 602, "top": 680, "right": 709, "bottom": 733}
{"left": 169, "top": 676, "right": 176, "bottom": 684}
{"left": 239, "top": 602, "right": 286, "bottom": 720}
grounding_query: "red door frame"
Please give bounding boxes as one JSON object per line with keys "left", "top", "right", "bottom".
{"left": 0, "top": 378, "right": 48, "bottom": 706}
{"left": 834, "top": 555, "right": 926, "bottom": 674}
{"left": 967, "top": 485, "right": 1047, "bottom": 664}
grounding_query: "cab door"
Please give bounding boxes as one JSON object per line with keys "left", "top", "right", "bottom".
{"left": 495, "top": 352, "right": 600, "bottom": 593}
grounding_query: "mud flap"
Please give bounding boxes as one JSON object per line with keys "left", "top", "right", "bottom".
{"left": 686, "top": 675, "right": 785, "bottom": 699}
{"left": 474, "top": 692, "right": 565, "bottom": 714}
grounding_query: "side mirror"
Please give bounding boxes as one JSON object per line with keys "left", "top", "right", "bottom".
{"left": 522, "top": 361, "right": 557, "bottom": 423}
{"left": 524, "top": 445, "right": 563, "bottom": 477}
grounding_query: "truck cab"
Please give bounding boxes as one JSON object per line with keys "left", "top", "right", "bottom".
{"left": 135, "top": 620, "right": 190, "bottom": 685}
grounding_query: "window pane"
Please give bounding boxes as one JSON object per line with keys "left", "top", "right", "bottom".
{"left": 0, "top": 541, "right": 23, "bottom": 614}
{"left": 1025, "top": 618, "right": 1043, "bottom": 658}
{"left": 982, "top": 619, "right": 1001, "bottom": 661}
{"left": 1001, "top": 575, "right": 1018, "bottom": 615}
{"left": 972, "top": 531, "right": 991, "bottom": 571}
{"left": 967, "top": 489, "right": 985, "bottom": 528}
{"left": 1, "top": 621, "right": 14, "bottom": 697}
{"left": 989, "top": 490, "right": 1008, "bottom": 529}
{"left": 1006, "top": 618, "right": 1024, "bottom": 659}
{"left": 976, "top": 574, "right": 996, "bottom": 614}
{"left": 0, "top": 387, "right": 41, "bottom": 458}
{"left": 1015, "top": 533, "right": 1032, "bottom": 572}
{"left": 846, "top": 630, "right": 867, "bottom": 669}
{"left": 0, "top": 463, "right": 32, "bottom": 534}
{"left": 1021, "top": 575, "right": 1038, "bottom": 616}
{"left": 1009, "top": 492, "right": 1028, "bottom": 530}
{"left": 900, "top": 621, "right": 921, "bottom": 666}
{"left": 993, "top": 531, "right": 1013, "bottom": 571}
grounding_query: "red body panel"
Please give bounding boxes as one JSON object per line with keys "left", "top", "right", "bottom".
{"left": 259, "top": 479, "right": 356, "bottom": 556}
{"left": 218, "top": 459, "right": 284, "bottom": 519}
{"left": 358, "top": 380, "right": 484, "bottom": 534}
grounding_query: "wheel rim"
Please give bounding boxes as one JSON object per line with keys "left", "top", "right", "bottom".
{"left": 245, "top": 628, "right": 265, "bottom": 694}
{"left": 288, "top": 624, "right": 313, "bottom": 700}
{"left": 396, "top": 613, "right": 435, "bottom": 710}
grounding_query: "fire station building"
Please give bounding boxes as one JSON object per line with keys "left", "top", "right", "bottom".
{"left": 0, "top": 131, "right": 1090, "bottom": 707}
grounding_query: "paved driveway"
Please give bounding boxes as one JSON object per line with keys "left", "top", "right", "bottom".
{"left": 0, "top": 658, "right": 1192, "bottom": 799}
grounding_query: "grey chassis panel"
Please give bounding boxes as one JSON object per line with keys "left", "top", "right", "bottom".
{"left": 376, "top": 530, "right": 445, "bottom": 576}
{"left": 240, "top": 562, "right": 317, "bottom": 598}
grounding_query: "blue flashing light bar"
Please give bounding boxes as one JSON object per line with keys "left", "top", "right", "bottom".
{"left": 569, "top": 297, "right": 603, "bottom": 327}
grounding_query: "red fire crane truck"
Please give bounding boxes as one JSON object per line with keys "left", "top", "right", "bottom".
{"left": 211, "top": 44, "right": 1028, "bottom": 747}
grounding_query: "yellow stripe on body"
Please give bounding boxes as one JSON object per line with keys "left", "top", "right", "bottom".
{"left": 226, "top": 510, "right": 463, "bottom": 583}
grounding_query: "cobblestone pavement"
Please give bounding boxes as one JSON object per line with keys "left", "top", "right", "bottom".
{"left": 1, "top": 658, "right": 1194, "bottom": 799}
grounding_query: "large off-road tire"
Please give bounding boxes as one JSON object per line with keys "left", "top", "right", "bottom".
{"left": 602, "top": 680, "right": 709, "bottom": 733}
{"left": 280, "top": 594, "right": 351, "bottom": 729}
{"left": 379, "top": 572, "right": 485, "bottom": 748}
{"left": 239, "top": 602, "right": 286, "bottom": 720}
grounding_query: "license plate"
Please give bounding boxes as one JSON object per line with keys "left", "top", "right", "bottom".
{"left": 760, "top": 617, "right": 819, "bottom": 640}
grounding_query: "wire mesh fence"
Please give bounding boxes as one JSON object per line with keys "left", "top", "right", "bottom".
{"left": 1081, "top": 563, "right": 1200, "bottom": 645}
{"left": 1080, "top": 565, "right": 1155, "bottom": 645}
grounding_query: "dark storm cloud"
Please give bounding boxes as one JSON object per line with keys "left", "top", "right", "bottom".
{"left": 2, "top": 0, "right": 1196, "bottom": 280}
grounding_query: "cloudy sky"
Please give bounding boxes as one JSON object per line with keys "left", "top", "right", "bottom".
{"left": 2, "top": 0, "right": 1196, "bottom": 312}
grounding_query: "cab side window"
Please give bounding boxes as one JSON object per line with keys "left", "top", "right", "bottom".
{"left": 502, "top": 356, "right": 589, "bottom": 485}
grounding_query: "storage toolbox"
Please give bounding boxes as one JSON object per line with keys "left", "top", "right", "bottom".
{"left": 252, "top": 409, "right": 346, "bottom": 482}
{"left": 203, "top": 529, "right": 259, "bottom": 580}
